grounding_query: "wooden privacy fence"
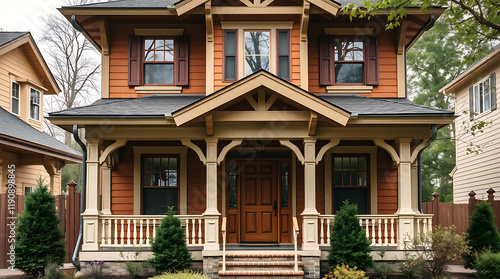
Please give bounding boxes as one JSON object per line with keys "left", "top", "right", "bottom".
{"left": 0, "top": 181, "right": 80, "bottom": 268}
{"left": 422, "top": 188, "right": 500, "bottom": 235}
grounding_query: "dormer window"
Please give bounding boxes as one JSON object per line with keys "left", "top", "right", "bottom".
{"left": 30, "top": 88, "right": 40, "bottom": 121}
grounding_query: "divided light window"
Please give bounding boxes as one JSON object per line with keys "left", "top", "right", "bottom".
{"left": 29, "top": 88, "right": 40, "bottom": 121}
{"left": 470, "top": 74, "right": 497, "bottom": 118}
{"left": 11, "top": 81, "right": 20, "bottom": 115}
{"left": 142, "top": 155, "right": 179, "bottom": 215}
{"left": 334, "top": 38, "right": 364, "bottom": 84}
{"left": 244, "top": 31, "right": 270, "bottom": 76}
{"left": 332, "top": 155, "right": 369, "bottom": 214}
{"left": 144, "top": 39, "right": 174, "bottom": 85}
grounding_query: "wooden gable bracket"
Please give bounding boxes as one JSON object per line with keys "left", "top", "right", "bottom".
{"left": 240, "top": 0, "right": 275, "bottom": 7}
{"left": 245, "top": 90, "right": 278, "bottom": 111}
{"left": 308, "top": 111, "right": 317, "bottom": 136}
{"left": 99, "top": 139, "right": 127, "bottom": 165}
{"left": 205, "top": 1, "right": 213, "bottom": 42}
{"left": 300, "top": 0, "right": 311, "bottom": 42}
{"left": 205, "top": 112, "right": 214, "bottom": 136}
{"left": 396, "top": 19, "right": 409, "bottom": 55}
{"left": 181, "top": 139, "right": 242, "bottom": 165}
{"left": 280, "top": 138, "right": 340, "bottom": 165}
{"left": 43, "top": 156, "right": 62, "bottom": 176}
{"left": 373, "top": 138, "right": 430, "bottom": 165}
{"left": 175, "top": 0, "right": 209, "bottom": 16}
{"left": 97, "top": 19, "right": 111, "bottom": 55}
{"left": 307, "top": 0, "right": 339, "bottom": 16}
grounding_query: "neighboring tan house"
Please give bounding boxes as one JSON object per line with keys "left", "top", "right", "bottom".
{"left": 0, "top": 32, "right": 81, "bottom": 196}
{"left": 441, "top": 44, "right": 499, "bottom": 204}
{"left": 49, "top": 1, "right": 455, "bottom": 278}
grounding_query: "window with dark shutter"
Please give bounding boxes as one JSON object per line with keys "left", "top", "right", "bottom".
{"left": 319, "top": 36, "right": 333, "bottom": 86}
{"left": 128, "top": 36, "right": 141, "bottom": 86}
{"left": 224, "top": 30, "right": 237, "bottom": 80}
{"left": 277, "top": 30, "right": 290, "bottom": 80}
{"left": 175, "top": 36, "right": 189, "bottom": 86}
{"left": 365, "top": 36, "right": 379, "bottom": 86}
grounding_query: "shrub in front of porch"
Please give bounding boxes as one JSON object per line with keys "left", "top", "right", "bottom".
{"left": 150, "top": 207, "right": 192, "bottom": 273}
{"left": 151, "top": 270, "right": 208, "bottom": 279}
{"left": 15, "top": 178, "right": 65, "bottom": 277}
{"left": 327, "top": 201, "right": 372, "bottom": 271}
{"left": 464, "top": 201, "right": 500, "bottom": 269}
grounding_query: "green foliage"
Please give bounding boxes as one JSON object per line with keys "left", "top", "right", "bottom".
{"left": 475, "top": 251, "right": 500, "bottom": 279}
{"left": 327, "top": 201, "right": 372, "bottom": 271}
{"left": 84, "top": 261, "right": 104, "bottom": 279}
{"left": 150, "top": 270, "right": 208, "bottom": 279}
{"left": 403, "top": 225, "right": 468, "bottom": 278}
{"left": 150, "top": 207, "right": 192, "bottom": 273}
{"left": 464, "top": 201, "right": 500, "bottom": 268}
{"left": 373, "top": 250, "right": 393, "bottom": 278}
{"left": 40, "top": 262, "right": 64, "bottom": 279}
{"left": 117, "top": 247, "right": 146, "bottom": 279}
{"left": 61, "top": 164, "right": 82, "bottom": 192}
{"left": 15, "top": 178, "right": 65, "bottom": 277}
{"left": 322, "top": 264, "right": 368, "bottom": 279}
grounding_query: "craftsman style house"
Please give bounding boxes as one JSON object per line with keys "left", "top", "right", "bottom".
{"left": 441, "top": 44, "right": 498, "bottom": 204}
{"left": 0, "top": 32, "right": 81, "bottom": 196}
{"left": 49, "top": 0, "right": 454, "bottom": 277}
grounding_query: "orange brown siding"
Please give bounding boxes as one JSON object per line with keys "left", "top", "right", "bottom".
{"left": 111, "top": 144, "right": 134, "bottom": 215}
{"left": 377, "top": 148, "right": 398, "bottom": 214}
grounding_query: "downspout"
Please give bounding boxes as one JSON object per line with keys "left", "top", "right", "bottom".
{"left": 71, "top": 15, "right": 101, "bottom": 52}
{"left": 407, "top": 14, "right": 436, "bottom": 52}
{"left": 418, "top": 124, "right": 437, "bottom": 212}
{"left": 72, "top": 125, "right": 87, "bottom": 271}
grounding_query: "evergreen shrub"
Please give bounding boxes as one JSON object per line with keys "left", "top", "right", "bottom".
{"left": 475, "top": 251, "right": 500, "bottom": 279}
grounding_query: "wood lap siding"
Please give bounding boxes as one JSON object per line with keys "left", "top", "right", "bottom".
{"left": 187, "top": 150, "right": 206, "bottom": 215}
{"left": 111, "top": 144, "right": 134, "bottom": 215}
{"left": 377, "top": 148, "right": 398, "bottom": 214}
{"left": 308, "top": 24, "right": 398, "bottom": 97}
{"left": 109, "top": 24, "right": 206, "bottom": 98}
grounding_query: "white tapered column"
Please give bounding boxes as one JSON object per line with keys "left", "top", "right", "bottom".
{"left": 82, "top": 137, "right": 102, "bottom": 250}
{"left": 396, "top": 138, "right": 416, "bottom": 249}
{"left": 203, "top": 138, "right": 220, "bottom": 251}
{"left": 301, "top": 138, "right": 320, "bottom": 252}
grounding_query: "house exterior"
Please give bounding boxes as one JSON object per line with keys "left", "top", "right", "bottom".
{"left": 0, "top": 32, "right": 81, "bottom": 196}
{"left": 49, "top": 1, "right": 455, "bottom": 277}
{"left": 441, "top": 44, "right": 499, "bottom": 204}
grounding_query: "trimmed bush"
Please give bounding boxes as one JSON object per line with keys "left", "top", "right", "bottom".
{"left": 475, "top": 251, "right": 500, "bottom": 279}
{"left": 15, "top": 178, "right": 65, "bottom": 277}
{"left": 150, "top": 207, "right": 192, "bottom": 273}
{"left": 322, "top": 264, "right": 368, "bottom": 279}
{"left": 151, "top": 270, "right": 208, "bottom": 279}
{"left": 327, "top": 201, "right": 372, "bottom": 271}
{"left": 464, "top": 201, "right": 500, "bottom": 269}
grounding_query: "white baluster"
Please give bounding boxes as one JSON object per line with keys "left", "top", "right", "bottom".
{"left": 320, "top": 218, "right": 325, "bottom": 244}
{"left": 384, "top": 218, "right": 388, "bottom": 246}
{"left": 371, "top": 219, "right": 376, "bottom": 245}
{"left": 198, "top": 218, "right": 202, "bottom": 244}
{"left": 114, "top": 219, "right": 118, "bottom": 245}
{"left": 127, "top": 219, "right": 131, "bottom": 245}
{"left": 428, "top": 218, "right": 432, "bottom": 234}
{"left": 364, "top": 219, "right": 369, "bottom": 239}
{"left": 185, "top": 219, "right": 189, "bottom": 245}
{"left": 390, "top": 218, "right": 395, "bottom": 245}
{"left": 190, "top": 218, "right": 195, "bottom": 246}
{"left": 107, "top": 219, "right": 112, "bottom": 245}
{"left": 140, "top": 219, "right": 144, "bottom": 245}
{"left": 146, "top": 219, "right": 150, "bottom": 245}
{"left": 326, "top": 219, "right": 331, "bottom": 245}
{"left": 153, "top": 219, "right": 157, "bottom": 240}
{"left": 121, "top": 219, "right": 125, "bottom": 245}
{"left": 101, "top": 219, "right": 106, "bottom": 245}
{"left": 377, "top": 219, "right": 382, "bottom": 245}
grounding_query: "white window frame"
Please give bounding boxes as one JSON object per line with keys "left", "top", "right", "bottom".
{"left": 11, "top": 81, "right": 20, "bottom": 115}
{"left": 472, "top": 76, "right": 493, "bottom": 116}
{"left": 24, "top": 185, "right": 36, "bottom": 196}
{"left": 29, "top": 87, "right": 41, "bottom": 121}
{"left": 221, "top": 21, "right": 293, "bottom": 79}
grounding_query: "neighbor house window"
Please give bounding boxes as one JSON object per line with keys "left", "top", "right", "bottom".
{"left": 11, "top": 81, "right": 20, "bottom": 115}
{"left": 29, "top": 88, "right": 40, "bottom": 121}
{"left": 471, "top": 74, "right": 496, "bottom": 116}
{"left": 334, "top": 38, "right": 364, "bottom": 84}
{"left": 25, "top": 186, "right": 35, "bottom": 196}
{"left": 332, "top": 155, "right": 369, "bottom": 214}
{"left": 142, "top": 155, "right": 179, "bottom": 214}
{"left": 144, "top": 39, "right": 175, "bottom": 85}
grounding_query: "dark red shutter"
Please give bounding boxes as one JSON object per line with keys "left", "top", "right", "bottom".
{"left": 175, "top": 36, "right": 189, "bottom": 86}
{"left": 365, "top": 35, "right": 379, "bottom": 86}
{"left": 319, "top": 36, "right": 333, "bottom": 86}
{"left": 128, "top": 36, "right": 141, "bottom": 86}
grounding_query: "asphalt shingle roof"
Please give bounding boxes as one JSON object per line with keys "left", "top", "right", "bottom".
{"left": 49, "top": 94, "right": 454, "bottom": 118}
{"left": 0, "top": 107, "right": 81, "bottom": 158}
{"left": 0, "top": 32, "right": 29, "bottom": 48}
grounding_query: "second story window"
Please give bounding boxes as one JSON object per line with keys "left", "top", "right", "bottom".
{"left": 128, "top": 36, "right": 188, "bottom": 87}
{"left": 11, "top": 81, "right": 20, "bottom": 115}
{"left": 30, "top": 88, "right": 40, "bottom": 121}
{"left": 470, "top": 73, "right": 497, "bottom": 118}
{"left": 244, "top": 31, "right": 270, "bottom": 76}
{"left": 144, "top": 39, "right": 174, "bottom": 85}
{"left": 334, "top": 38, "right": 364, "bottom": 84}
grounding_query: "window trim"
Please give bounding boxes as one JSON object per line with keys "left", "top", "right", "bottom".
{"left": 472, "top": 75, "right": 493, "bottom": 116}
{"left": 142, "top": 37, "right": 176, "bottom": 86}
{"left": 133, "top": 146, "right": 188, "bottom": 215}
{"left": 11, "top": 80, "right": 20, "bottom": 116}
{"left": 324, "top": 146, "right": 378, "bottom": 214}
{"left": 29, "top": 87, "right": 41, "bottom": 121}
{"left": 332, "top": 36, "right": 366, "bottom": 85}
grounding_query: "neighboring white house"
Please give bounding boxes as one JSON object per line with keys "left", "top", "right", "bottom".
{"left": 441, "top": 44, "right": 499, "bottom": 203}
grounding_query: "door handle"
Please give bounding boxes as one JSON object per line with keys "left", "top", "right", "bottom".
{"left": 273, "top": 200, "right": 278, "bottom": 216}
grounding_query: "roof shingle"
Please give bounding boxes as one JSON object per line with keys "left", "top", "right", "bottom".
{"left": 0, "top": 32, "right": 29, "bottom": 48}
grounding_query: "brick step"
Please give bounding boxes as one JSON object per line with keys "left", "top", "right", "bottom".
{"left": 220, "top": 261, "right": 304, "bottom": 267}
{"left": 218, "top": 270, "right": 305, "bottom": 277}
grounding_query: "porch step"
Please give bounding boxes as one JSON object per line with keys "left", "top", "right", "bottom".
{"left": 219, "top": 253, "right": 304, "bottom": 278}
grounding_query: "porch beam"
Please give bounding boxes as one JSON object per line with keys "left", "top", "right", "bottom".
{"left": 212, "top": 111, "right": 311, "bottom": 122}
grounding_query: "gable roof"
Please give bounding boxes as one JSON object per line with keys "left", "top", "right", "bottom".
{"left": 0, "top": 107, "right": 81, "bottom": 163}
{"left": 0, "top": 32, "right": 60, "bottom": 95}
{"left": 441, "top": 44, "right": 500, "bottom": 94}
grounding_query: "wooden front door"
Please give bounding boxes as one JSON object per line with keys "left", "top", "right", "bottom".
{"left": 240, "top": 160, "right": 279, "bottom": 242}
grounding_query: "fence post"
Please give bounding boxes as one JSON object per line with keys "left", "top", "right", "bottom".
{"left": 487, "top": 188, "right": 495, "bottom": 203}
{"left": 468, "top": 191, "right": 477, "bottom": 217}
{"left": 432, "top": 192, "right": 439, "bottom": 226}
{"left": 66, "top": 180, "right": 77, "bottom": 263}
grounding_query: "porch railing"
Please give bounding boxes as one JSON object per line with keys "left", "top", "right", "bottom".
{"left": 319, "top": 214, "right": 433, "bottom": 246}
{"left": 292, "top": 217, "right": 299, "bottom": 272}
{"left": 99, "top": 215, "right": 204, "bottom": 247}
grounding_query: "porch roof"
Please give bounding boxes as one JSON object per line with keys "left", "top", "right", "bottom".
{"left": 48, "top": 93, "right": 454, "bottom": 119}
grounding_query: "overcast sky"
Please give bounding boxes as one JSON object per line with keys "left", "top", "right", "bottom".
{"left": 0, "top": 0, "right": 67, "bottom": 39}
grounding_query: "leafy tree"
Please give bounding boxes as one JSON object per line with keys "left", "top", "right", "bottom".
{"left": 464, "top": 201, "right": 500, "bottom": 269}
{"left": 150, "top": 207, "right": 192, "bottom": 273}
{"left": 15, "top": 177, "right": 65, "bottom": 277}
{"left": 328, "top": 201, "right": 372, "bottom": 271}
